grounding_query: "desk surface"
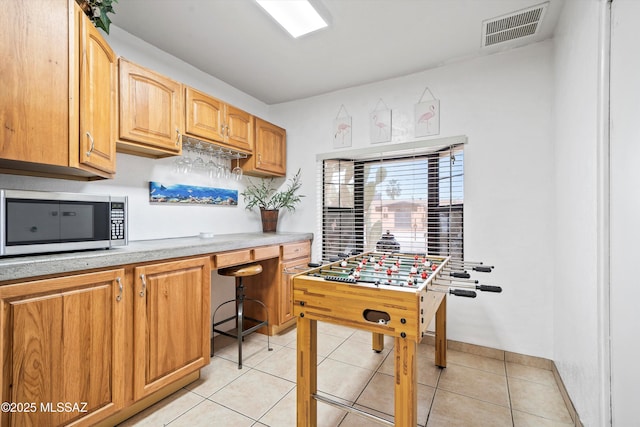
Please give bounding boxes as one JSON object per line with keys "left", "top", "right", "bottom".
{"left": 0, "top": 232, "right": 313, "bottom": 283}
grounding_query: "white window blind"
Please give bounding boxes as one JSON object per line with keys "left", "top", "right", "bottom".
{"left": 317, "top": 139, "right": 464, "bottom": 263}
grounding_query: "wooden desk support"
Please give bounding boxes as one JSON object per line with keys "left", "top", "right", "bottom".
{"left": 293, "top": 252, "right": 449, "bottom": 426}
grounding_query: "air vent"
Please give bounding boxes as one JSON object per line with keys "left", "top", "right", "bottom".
{"left": 482, "top": 2, "right": 548, "bottom": 47}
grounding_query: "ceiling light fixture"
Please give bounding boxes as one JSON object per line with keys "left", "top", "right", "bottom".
{"left": 255, "top": 0, "right": 328, "bottom": 38}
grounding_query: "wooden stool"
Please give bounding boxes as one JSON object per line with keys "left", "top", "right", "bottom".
{"left": 212, "top": 263, "right": 272, "bottom": 368}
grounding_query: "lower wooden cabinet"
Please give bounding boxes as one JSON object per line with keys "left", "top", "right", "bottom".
{"left": 0, "top": 241, "right": 309, "bottom": 425}
{"left": 0, "top": 269, "right": 126, "bottom": 427}
{"left": 133, "top": 257, "right": 211, "bottom": 400}
{"left": 280, "top": 242, "right": 311, "bottom": 326}
{"left": 243, "top": 241, "right": 310, "bottom": 335}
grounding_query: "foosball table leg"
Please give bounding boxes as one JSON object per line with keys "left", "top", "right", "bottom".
{"left": 297, "top": 316, "right": 318, "bottom": 427}
{"left": 435, "top": 295, "right": 447, "bottom": 368}
{"left": 372, "top": 332, "right": 384, "bottom": 353}
{"left": 394, "top": 337, "right": 418, "bottom": 426}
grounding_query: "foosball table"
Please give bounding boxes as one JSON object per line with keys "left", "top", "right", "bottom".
{"left": 292, "top": 250, "right": 501, "bottom": 426}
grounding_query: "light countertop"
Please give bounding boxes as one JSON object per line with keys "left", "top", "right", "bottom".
{"left": 0, "top": 232, "right": 313, "bottom": 283}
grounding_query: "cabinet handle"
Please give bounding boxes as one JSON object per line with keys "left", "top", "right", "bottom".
{"left": 85, "top": 131, "right": 95, "bottom": 157}
{"left": 283, "top": 265, "right": 309, "bottom": 274}
{"left": 257, "top": 153, "right": 262, "bottom": 164}
{"left": 139, "top": 274, "right": 146, "bottom": 297}
{"left": 116, "top": 277, "right": 123, "bottom": 302}
{"left": 175, "top": 128, "right": 181, "bottom": 146}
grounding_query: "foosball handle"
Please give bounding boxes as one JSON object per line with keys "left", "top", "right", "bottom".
{"left": 450, "top": 272, "right": 471, "bottom": 279}
{"left": 450, "top": 289, "right": 477, "bottom": 298}
{"left": 477, "top": 285, "right": 502, "bottom": 293}
{"left": 308, "top": 262, "right": 322, "bottom": 268}
{"left": 473, "top": 266, "right": 493, "bottom": 273}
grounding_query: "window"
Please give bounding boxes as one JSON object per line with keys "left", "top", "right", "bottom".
{"left": 319, "top": 143, "right": 464, "bottom": 262}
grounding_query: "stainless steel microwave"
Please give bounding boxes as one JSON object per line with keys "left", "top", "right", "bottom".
{"left": 0, "top": 189, "right": 127, "bottom": 256}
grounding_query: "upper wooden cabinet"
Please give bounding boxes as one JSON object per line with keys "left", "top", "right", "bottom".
{"left": 240, "top": 117, "right": 286, "bottom": 177}
{"left": 78, "top": 9, "right": 118, "bottom": 175}
{"left": 184, "top": 86, "right": 252, "bottom": 153}
{"left": 118, "top": 58, "right": 183, "bottom": 157}
{"left": 0, "top": 0, "right": 117, "bottom": 179}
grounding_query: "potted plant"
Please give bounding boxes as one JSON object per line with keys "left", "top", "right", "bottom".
{"left": 241, "top": 169, "right": 304, "bottom": 232}
{"left": 77, "top": 0, "right": 118, "bottom": 34}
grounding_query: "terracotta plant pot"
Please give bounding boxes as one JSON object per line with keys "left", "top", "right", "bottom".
{"left": 260, "top": 209, "right": 279, "bottom": 233}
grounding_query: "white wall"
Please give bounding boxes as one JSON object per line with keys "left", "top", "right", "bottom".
{"left": 553, "top": 1, "right": 606, "bottom": 425}
{"left": 610, "top": 1, "right": 640, "bottom": 425}
{"left": 271, "top": 41, "right": 556, "bottom": 358}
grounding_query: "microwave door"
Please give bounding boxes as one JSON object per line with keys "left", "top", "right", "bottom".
{"left": 7, "top": 201, "right": 61, "bottom": 244}
{"left": 59, "top": 203, "right": 95, "bottom": 241}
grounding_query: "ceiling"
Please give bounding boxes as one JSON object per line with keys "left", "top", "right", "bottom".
{"left": 111, "top": 0, "right": 564, "bottom": 105}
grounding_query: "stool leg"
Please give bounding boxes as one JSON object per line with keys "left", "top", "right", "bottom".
{"left": 237, "top": 278, "right": 244, "bottom": 369}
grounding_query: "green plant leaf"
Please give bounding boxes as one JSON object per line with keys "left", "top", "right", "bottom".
{"left": 240, "top": 168, "right": 305, "bottom": 213}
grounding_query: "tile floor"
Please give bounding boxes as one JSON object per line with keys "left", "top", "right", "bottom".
{"left": 119, "top": 323, "right": 574, "bottom": 426}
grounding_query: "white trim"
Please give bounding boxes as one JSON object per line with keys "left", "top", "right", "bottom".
{"left": 596, "top": 1, "right": 612, "bottom": 425}
{"left": 316, "top": 135, "right": 467, "bottom": 161}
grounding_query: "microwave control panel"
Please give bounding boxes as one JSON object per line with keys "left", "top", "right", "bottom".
{"left": 110, "top": 201, "right": 126, "bottom": 241}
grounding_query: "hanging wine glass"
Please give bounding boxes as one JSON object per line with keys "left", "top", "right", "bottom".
{"left": 232, "top": 155, "right": 243, "bottom": 181}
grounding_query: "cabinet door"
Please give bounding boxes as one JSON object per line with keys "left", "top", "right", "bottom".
{"left": 281, "top": 257, "right": 310, "bottom": 324}
{"left": 184, "top": 86, "right": 225, "bottom": 142}
{"left": 77, "top": 10, "right": 117, "bottom": 175}
{"left": 118, "top": 58, "right": 182, "bottom": 156}
{"left": 241, "top": 118, "right": 286, "bottom": 177}
{"left": 0, "top": 270, "right": 126, "bottom": 427}
{"left": 225, "top": 104, "right": 253, "bottom": 152}
{"left": 133, "top": 257, "right": 211, "bottom": 399}
{"left": 0, "top": 0, "right": 69, "bottom": 167}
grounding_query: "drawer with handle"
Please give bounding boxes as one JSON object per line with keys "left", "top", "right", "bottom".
{"left": 281, "top": 241, "right": 310, "bottom": 261}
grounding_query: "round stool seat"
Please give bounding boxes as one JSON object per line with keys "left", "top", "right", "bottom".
{"left": 219, "top": 263, "right": 262, "bottom": 277}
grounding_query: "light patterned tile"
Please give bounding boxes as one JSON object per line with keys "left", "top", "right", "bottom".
{"left": 185, "top": 356, "right": 246, "bottom": 397}
{"left": 507, "top": 362, "right": 556, "bottom": 386}
{"left": 438, "top": 363, "right": 510, "bottom": 407}
{"left": 259, "top": 388, "right": 347, "bottom": 427}
{"left": 327, "top": 335, "right": 390, "bottom": 370}
{"left": 447, "top": 348, "right": 506, "bottom": 375}
{"left": 209, "top": 369, "right": 294, "bottom": 420}
{"left": 167, "top": 399, "right": 253, "bottom": 426}
{"left": 254, "top": 346, "right": 298, "bottom": 382}
{"left": 506, "top": 362, "right": 556, "bottom": 387}
{"left": 317, "top": 322, "right": 356, "bottom": 338}
{"left": 268, "top": 326, "right": 298, "bottom": 347}
{"left": 317, "top": 358, "right": 375, "bottom": 402}
{"left": 118, "top": 389, "right": 204, "bottom": 426}
{"left": 427, "top": 389, "right": 512, "bottom": 427}
{"left": 214, "top": 333, "right": 282, "bottom": 368}
{"left": 350, "top": 329, "right": 395, "bottom": 348}
{"left": 317, "top": 332, "right": 348, "bottom": 357}
{"left": 513, "top": 409, "right": 574, "bottom": 427}
{"left": 355, "top": 372, "right": 435, "bottom": 423}
{"left": 509, "top": 377, "right": 573, "bottom": 424}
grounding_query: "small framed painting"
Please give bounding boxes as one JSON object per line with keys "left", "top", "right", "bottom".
{"left": 370, "top": 109, "right": 392, "bottom": 144}
{"left": 415, "top": 99, "right": 440, "bottom": 137}
{"left": 149, "top": 182, "right": 238, "bottom": 206}
{"left": 333, "top": 116, "right": 352, "bottom": 148}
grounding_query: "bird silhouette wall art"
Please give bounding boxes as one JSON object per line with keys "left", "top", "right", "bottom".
{"left": 370, "top": 109, "right": 392, "bottom": 143}
{"left": 333, "top": 116, "right": 352, "bottom": 148}
{"left": 415, "top": 99, "right": 440, "bottom": 137}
